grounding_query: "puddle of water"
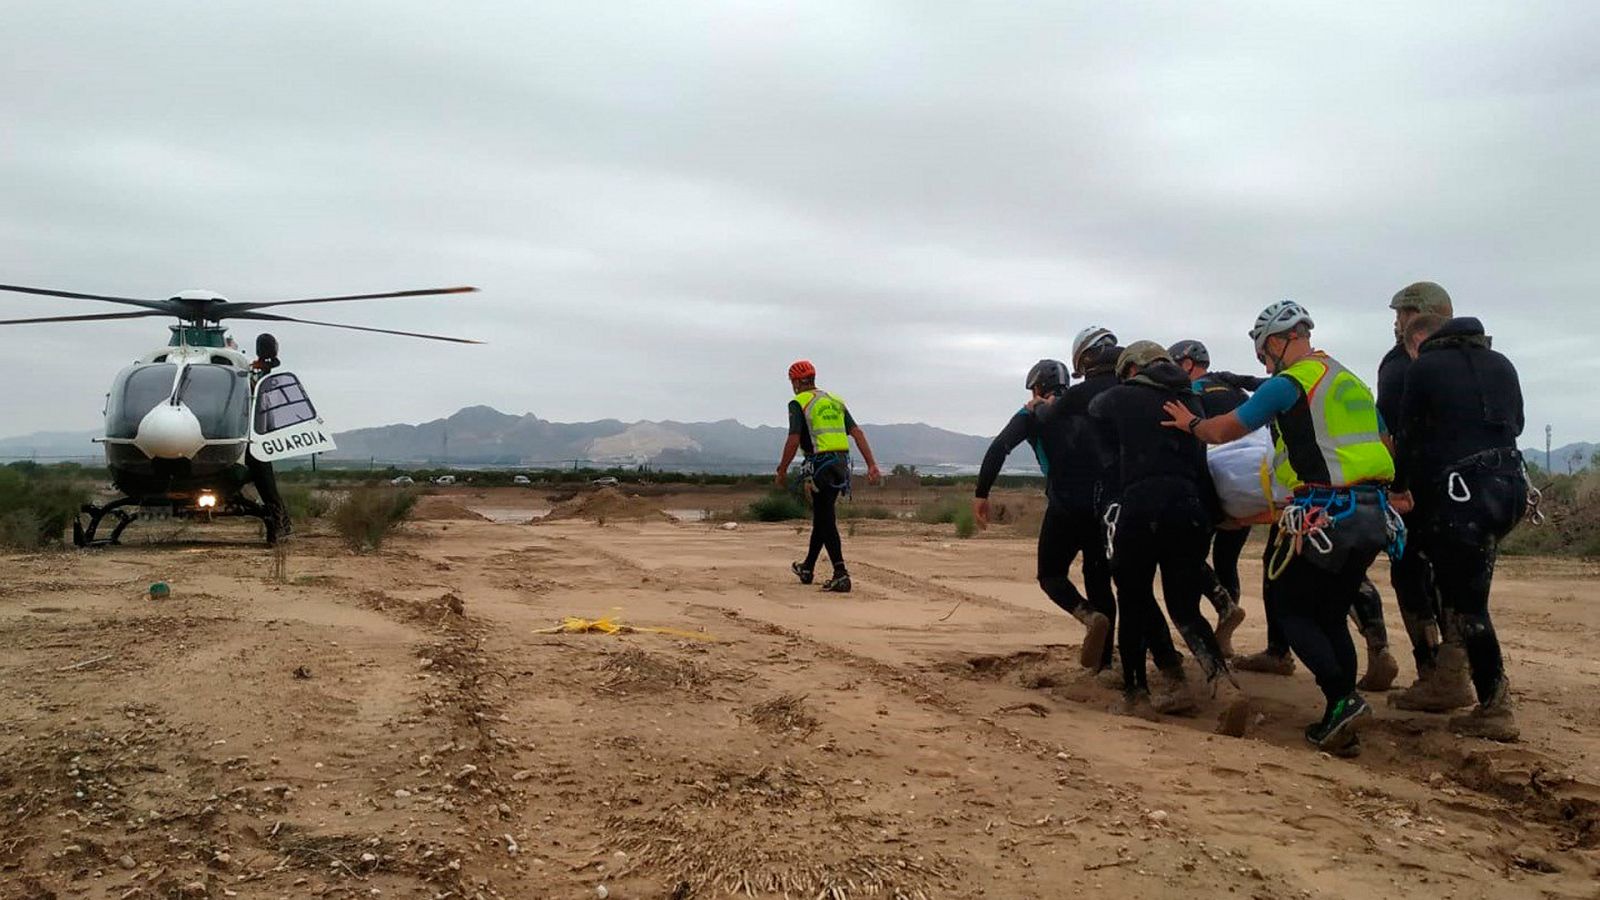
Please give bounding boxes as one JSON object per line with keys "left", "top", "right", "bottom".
{"left": 468, "top": 507, "right": 551, "bottom": 524}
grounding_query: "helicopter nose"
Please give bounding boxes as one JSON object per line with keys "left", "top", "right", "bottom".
{"left": 134, "top": 403, "right": 207, "bottom": 460}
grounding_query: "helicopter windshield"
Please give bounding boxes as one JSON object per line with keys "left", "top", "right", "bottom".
{"left": 106, "top": 364, "right": 178, "bottom": 439}
{"left": 179, "top": 365, "right": 252, "bottom": 439}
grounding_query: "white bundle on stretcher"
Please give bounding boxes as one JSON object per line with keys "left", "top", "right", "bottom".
{"left": 1206, "top": 428, "right": 1289, "bottom": 520}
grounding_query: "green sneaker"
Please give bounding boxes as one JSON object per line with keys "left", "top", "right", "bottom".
{"left": 1305, "top": 694, "right": 1373, "bottom": 755}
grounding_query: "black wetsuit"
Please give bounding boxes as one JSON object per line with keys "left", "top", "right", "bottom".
{"left": 1090, "top": 361, "right": 1226, "bottom": 691}
{"left": 1193, "top": 372, "right": 1256, "bottom": 607}
{"left": 1378, "top": 341, "right": 1440, "bottom": 670}
{"left": 1397, "top": 317, "right": 1526, "bottom": 702}
{"left": 976, "top": 389, "right": 1116, "bottom": 641}
{"left": 788, "top": 398, "right": 859, "bottom": 575}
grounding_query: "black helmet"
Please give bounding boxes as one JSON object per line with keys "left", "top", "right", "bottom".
{"left": 1026, "top": 359, "right": 1069, "bottom": 394}
{"left": 1167, "top": 339, "right": 1209, "bottom": 368}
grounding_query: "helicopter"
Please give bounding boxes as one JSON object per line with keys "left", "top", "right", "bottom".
{"left": 0, "top": 283, "right": 480, "bottom": 546}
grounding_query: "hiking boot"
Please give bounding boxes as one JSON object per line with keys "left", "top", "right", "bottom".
{"left": 1357, "top": 645, "right": 1400, "bottom": 692}
{"left": 1211, "top": 674, "right": 1251, "bottom": 737}
{"left": 1074, "top": 610, "right": 1113, "bottom": 669}
{"left": 1305, "top": 693, "right": 1373, "bottom": 755}
{"left": 1151, "top": 666, "right": 1199, "bottom": 715}
{"left": 1213, "top": 602, "right": 1247, "bottom": 659}
{"left": 1112, "top": 689, "right": 1160, "bottom": 721}
{"left": 1235, "top": 649, "right": 1296, "bottom": 676}
{"left": 791, "top": 561, "right": 814, "bottom": 585}
{"left": 1449, "top": 679, "right": 1519, "bottom": 742}
{"left": 820, "top": 572, "right": 852, "bottom": 593}
{"left": 1389, "top": 644, "right": 1476, "bottom": 712}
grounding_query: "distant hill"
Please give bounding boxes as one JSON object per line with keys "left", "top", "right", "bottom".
{"left": 327, "top": 405, "right": 1023, "bottom": 473}
{"left": 0, "top": 429, "right": 101, "bottom": 461}
{"left": 1524, "top": 441, "right": 1597, "bottom": 474}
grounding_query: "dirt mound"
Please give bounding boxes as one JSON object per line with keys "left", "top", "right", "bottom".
{"left": 411, "top": 495, "right": 490, "bottom": 521}
{"left": 541, "top": 486, "right": 670, "bottom": 522}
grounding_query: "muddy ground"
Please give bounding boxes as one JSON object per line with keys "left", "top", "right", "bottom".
{"left": 2, "top": 488, "right": 1597, "bottom": 899}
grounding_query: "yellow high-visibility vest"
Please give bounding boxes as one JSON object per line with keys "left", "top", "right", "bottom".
{"left": 794, "top": 389, "right": 850, "bottom": 453}
{"left": 1270, "top": 353, "right": 1394, "bottom": 491}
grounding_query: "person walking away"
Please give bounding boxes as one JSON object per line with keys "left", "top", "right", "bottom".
{"left": 775, "top": 360, "right": 882, "bottom": 592}
{"left": 1382, "top": 282, "right": 1476, "bottom": 710}
{"left": 1165, "top": 301, "right": 1398, "bottom": 756}
{"left": 1393, "top": 314, "right": 1528, "bottom": 740}
{"left": 973, "top": 360, "right": 1113, "bottom": 667}
{"left": 1092, "top": 342, "right": 1249, "bottom": 735}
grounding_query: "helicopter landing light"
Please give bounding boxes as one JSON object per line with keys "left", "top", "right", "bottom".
{"left": 196, "top": 492, "right": 218, "bottom": 509}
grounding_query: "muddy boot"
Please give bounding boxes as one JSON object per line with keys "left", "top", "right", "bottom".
{"left": 820, "top": 568, "right": 852, "bottom": 593}
{"left": 1389, "top": 643, "right": 1476, "bottom": 712}
{"left": 1151, "top": 666, "right": 1199, "bottom": 715}
{"left": 1235, "top": 649, "right": 1296, "bottom": 676}
{"left": 1449, "top": 679, "right": 1519, "bottom": 742}
{"left": 1072, "top": 609, "right": 1113, "bottom": 669}
{"left": 1357, "top": 642, "right": 1400, "bottom": 692}
{"left": 1212, "top": 602, "right": 1246, "bottom": 659}
{"left": 1112, "top": 689, "right": 1160, "bottom": 720}
{"left": 1211, "top": 674, "right": 1251, "bottom": 737}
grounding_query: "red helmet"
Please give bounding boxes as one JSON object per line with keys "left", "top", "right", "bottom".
{"left": 787, "top": 359, "right": 816, "bottom": 380}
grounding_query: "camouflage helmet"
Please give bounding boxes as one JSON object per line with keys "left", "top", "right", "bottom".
{"left": 1390, "top": 281, "right": 1453, "bottom": 314}
{"left": 1116, "top": 340, "right": 1172, "bottom": 379}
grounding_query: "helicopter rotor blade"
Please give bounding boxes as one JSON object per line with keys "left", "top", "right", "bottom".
{"left": 228, "top": 311, "right": 483, "bottom": 344}
{"left": 0, "top": 283, "right": 175, "bottom": 312}
{"left": 0, "top": 310, "right": 172, "bottom": 326}
{"left": 215, "top": 285, "right": 478, "bottom": 314}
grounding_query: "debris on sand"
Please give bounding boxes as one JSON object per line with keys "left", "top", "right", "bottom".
{"left": 541, "top": 487, "right": 673, "bottom": 523}
{"left": 598, "top": 647, "right": 707, "bottom": 694}
{"left": 743, "top": 693, "right": 819, "bottom": 736}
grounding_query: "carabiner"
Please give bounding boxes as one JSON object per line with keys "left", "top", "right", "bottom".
{"left": 1447, "top": 470, "right": 1472, "bottom": 503}
{"left": 1102, "top": 503, "right": 1121, "bottom": 561}
{"left": 1306, "top": 527, "right": 1335, "bottom": 555}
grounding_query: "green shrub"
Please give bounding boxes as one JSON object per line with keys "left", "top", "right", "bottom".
{"left": 953, "top": 506, "right": 978, "bottom": 539}
{"left": 748, "top": 491, "right": 808, "bottom": 522}
{"left": 332, "top": 485, "right": 417, "bottom": 552}
{"left": 915, "top": 496, "right": 962, "bottom": 524}
{"left": 282, "top": 485, "right": 333, "bottom": 520}
{"left": 0, "top": 466, "right": 87, "bottom": 549}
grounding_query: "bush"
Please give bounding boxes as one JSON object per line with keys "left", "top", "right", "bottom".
{"left": 332, "top": 485, "right": 417, "bottom": 552}
{"left": 747, "top": 491, "right": 808, "bottom": 522}
{"left": 282, "top": 485, "right": 333, "bottom": 520}
{"left": 840, "top": 504, "right": 895, "bottom": 521}
{"left": 915, "top": 496, "right": 963, "bottom": 524}
{"left": 0, "top": 466, "right": 87, "bottom": 549}
{"left": 953, "top": 505, "right": 978, "bottom": 539}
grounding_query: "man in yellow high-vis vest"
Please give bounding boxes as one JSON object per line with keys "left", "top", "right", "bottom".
{"left": 1160, "top": 300, "right": 1398, "bottom": 757}
{"left": 775, "top": 360, "right": 882, "bottom": 593}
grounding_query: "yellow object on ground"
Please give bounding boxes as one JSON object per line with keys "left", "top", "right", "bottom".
{"left": 532, "top": 616, "right": 718, "bottom": 642}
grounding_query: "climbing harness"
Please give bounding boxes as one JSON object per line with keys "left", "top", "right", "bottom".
{"left": 1267, "top": 486, "right": 1405, "bottom": 581}
{"left": 1102, "top": 502, "right": 1121, "bottom": 562}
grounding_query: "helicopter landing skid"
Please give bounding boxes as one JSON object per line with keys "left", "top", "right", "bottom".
{"left": 72, "top": 498, "right": 139, "bottom": 548}
{"left": 72, "top": 497, "right": 283, "bottom": 547}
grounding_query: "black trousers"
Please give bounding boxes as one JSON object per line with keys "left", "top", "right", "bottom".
{"left": 1208, "top": 525, "right": 1251, "bottom": 603}
{"left": 246, "top": 455, "right": 285, "bottom": 520}
{"left": 1037, "top": 504, "right": 1117, "bottom": 667}
{"left": 1112, "top": 493, "right": 1218, "bottom": 690}
{"left": 1390, "top": 521, "right": 1441, "bottom": 670}
{"left": 1267, "top": 524, "right": 1379, "bottom": 714}
{"left": 804, "top": 481, "right": 845, "bottom": 572}
{"left": 1419, "top": 537, "right": 1504, "bottom": 702}
{"left": 1263, "top": 559, "right": 1387, "bottom": 653}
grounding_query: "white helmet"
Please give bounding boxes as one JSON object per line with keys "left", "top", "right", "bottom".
{"left": 1249, "top": 300, "right": 1313, "bottom": 352}
{"left": 1071, "top": 326, "right": 1117, "bottom": 376}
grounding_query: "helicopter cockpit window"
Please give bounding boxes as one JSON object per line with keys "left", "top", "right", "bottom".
{"left": 106, "top": 364, "right": 178, "bottom": 439}
{"left": 254, "top": 373, "right": 319, "bottom": 433}
{"left": 179, "top": 365, "right": 252, "bottom": 439}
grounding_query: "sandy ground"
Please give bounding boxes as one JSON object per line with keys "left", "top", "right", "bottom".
{"left": 2, "top": 493, "right": 1598, "bottom": 899}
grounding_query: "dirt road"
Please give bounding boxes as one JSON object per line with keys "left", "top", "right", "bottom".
{"left": 3, "top": 504, "right": 1597, "bottom": 899}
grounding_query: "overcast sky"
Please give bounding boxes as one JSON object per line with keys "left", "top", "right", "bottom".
{"left": 3, "top": 2, "right": 1596, "bottom": 447}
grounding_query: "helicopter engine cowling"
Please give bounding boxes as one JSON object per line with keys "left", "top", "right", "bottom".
{"left": 134, "top": 403, "right": 208, "bottom": 460}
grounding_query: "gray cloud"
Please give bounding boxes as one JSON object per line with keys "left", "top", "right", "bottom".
{"left": 3, "top": 1, "right": 1596, "bottom": 447}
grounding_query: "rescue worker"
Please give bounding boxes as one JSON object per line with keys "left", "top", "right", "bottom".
{"left": 1168, "top": 339, "right": 1249, "bottom": 654}
{"left": 775, "top": 360, "right": 883, "bottom": 593}
{"left": 1091, "top": 341, "right": 1249, "bottom": 735}
{"left": 1164, "top": 301, "right": 1396, "bottom": 756}
{"left": 973, "top": 360, "right": 1112, "bottom": 667}
{"left": 248, "top": 333, "right": 290, "bottom": 539}
{"left": 1394, "top": 314, "right": 1528, "bottom": 740}
{"left": 1382, "top": 282, "right": 1476, "bottom": 711}
{"left": 1182, "top": 335, "right": 1398, "bottom": 690}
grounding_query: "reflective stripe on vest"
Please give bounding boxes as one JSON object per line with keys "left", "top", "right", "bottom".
{"left": 795, "top": 389, "right": 851, "bottom": 453}
{"left": 1271, "top": 353, "right": 1395, "bottom": 491}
